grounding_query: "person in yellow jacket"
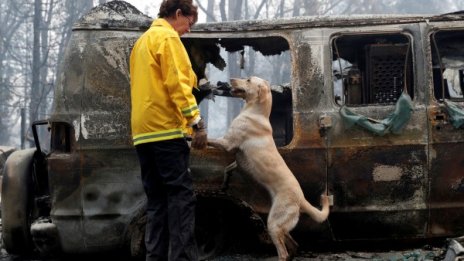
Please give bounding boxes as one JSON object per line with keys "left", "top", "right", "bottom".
{"left": 130, "top": 1, "right": 206, "bottom": 260}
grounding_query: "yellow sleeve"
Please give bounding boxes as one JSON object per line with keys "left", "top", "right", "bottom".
{"left": 159, "top": 36, "right": 200, "bottom": 125}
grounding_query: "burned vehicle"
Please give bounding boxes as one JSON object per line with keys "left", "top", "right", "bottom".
{"left": 2, "top": 0, "right": 464, "bottom": 258}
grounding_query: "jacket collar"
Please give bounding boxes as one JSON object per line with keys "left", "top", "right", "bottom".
{"left": 151, "top": 18, "right": 174, "bottom": 30}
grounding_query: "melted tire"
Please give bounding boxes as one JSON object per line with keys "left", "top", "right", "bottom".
{"left": 195, "top": 201, "right": 231, "bottom": 260}
{"left": 1, "top": 149, "right": 35, "bottom": 255}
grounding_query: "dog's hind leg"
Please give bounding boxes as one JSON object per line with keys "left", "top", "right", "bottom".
{"left": 221, "top": 161, "right": 237, "bottom": 191}
{"left": 268, "top": 227, "right": 289, "bottom": 261}
{"left": 267, "top": 200, "right": 300, "bottom": 260}
{"left": 284, "top": 233, "right": 299, "bottom": 259}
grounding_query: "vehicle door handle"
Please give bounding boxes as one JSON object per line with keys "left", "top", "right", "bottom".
{"left": 432, "top": 111, "right": 448, "bottom": 130}
{"left": 319, "top": 115, "right": 332, "bottom": 137}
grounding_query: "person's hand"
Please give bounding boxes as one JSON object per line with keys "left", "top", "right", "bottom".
{"left": 192, "top": 119, "right": 207, "bottom": 149}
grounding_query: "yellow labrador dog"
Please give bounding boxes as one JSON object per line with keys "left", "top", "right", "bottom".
{"left": 208, "top": 76, "right": 330, "bottom": 261}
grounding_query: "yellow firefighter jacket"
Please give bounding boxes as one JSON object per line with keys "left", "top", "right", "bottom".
{"left": 130, "top": 18, "right": 200, "bottom": 146}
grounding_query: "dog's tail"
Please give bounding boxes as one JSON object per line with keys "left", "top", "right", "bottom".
{"left": 300, "top": 194, "right": 330, "bottom": 223}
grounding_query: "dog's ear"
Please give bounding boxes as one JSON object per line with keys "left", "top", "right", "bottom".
{"left": 257, "top": 80, "right": 270, "bottom": 104}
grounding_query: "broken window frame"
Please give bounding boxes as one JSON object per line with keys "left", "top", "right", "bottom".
{"left": 430, "top": 29, "right": 464, "bottom": 102}
{"left": 33, "top": 120, "right": 72, "bottom": 154}
{"left": 182, "top": 35, "right": 294, "bottom": 146}
{"left": 331, "top": 32, "right": 414, "bottom": 107}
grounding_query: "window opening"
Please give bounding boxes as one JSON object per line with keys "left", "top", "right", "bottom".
{"left": 432, "top": 30, "right": 464, "bottom": 129}
{"left": 332, "top": 33, "right": 414, "bottom": 106}
{"left": 431, "top": 30, "right": 464, "bottom": 100}
{"left": 32, "top": 121, "right": 71, "bottom": 154}
{"left": 183, "top": 36, "right": 293, "bottom": 146}
{"left": 50, "top": 122, "right": 72, "bottom": 153}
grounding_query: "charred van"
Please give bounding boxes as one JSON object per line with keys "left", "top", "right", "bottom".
{"left": 2, "top": 1, "right": 464, "bottom": 258}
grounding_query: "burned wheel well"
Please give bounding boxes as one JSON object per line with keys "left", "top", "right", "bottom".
{"left": 126, "top": 191, "right": 269, "bottom": 258}
{"left": 195, "top": 191, "right": 269, "bottom": 252}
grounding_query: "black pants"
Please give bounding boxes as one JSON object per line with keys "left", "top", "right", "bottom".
{"left": 136, "top": 139, "right": 198, "bottom": 261}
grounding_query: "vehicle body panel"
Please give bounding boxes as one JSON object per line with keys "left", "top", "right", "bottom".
{"left": 323, "top": 23, "right": 429, "bottom": 240}
{"left": 425, "top": 21, "right": 464, "bottom": 237}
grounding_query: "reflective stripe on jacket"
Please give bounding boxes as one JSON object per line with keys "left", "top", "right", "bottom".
{"left": 130, "top": 18, "right": 199, "bottom": 146}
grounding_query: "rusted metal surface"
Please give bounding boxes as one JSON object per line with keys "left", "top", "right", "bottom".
{"left": 327, "top": 145, "right": 428, "bottom": 239}
{"left": 428, "top": 102, "right": 464, "bottom": 237}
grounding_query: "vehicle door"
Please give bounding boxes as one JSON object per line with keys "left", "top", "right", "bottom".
{"left": 325, "top": 23, "right": 429, "bottom": 240}
{"left": 186, "top": 29, "right": 330, "bottom": 238}
{"left": 73, "top": 29, "right": 145, "bottom": 249}
{"left": 425, "top": 20, "right": 464, "bottom": 237}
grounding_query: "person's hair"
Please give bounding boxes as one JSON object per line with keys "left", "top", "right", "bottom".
{"left": 158, "top": 0, "right": 198, "bottom": 23}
